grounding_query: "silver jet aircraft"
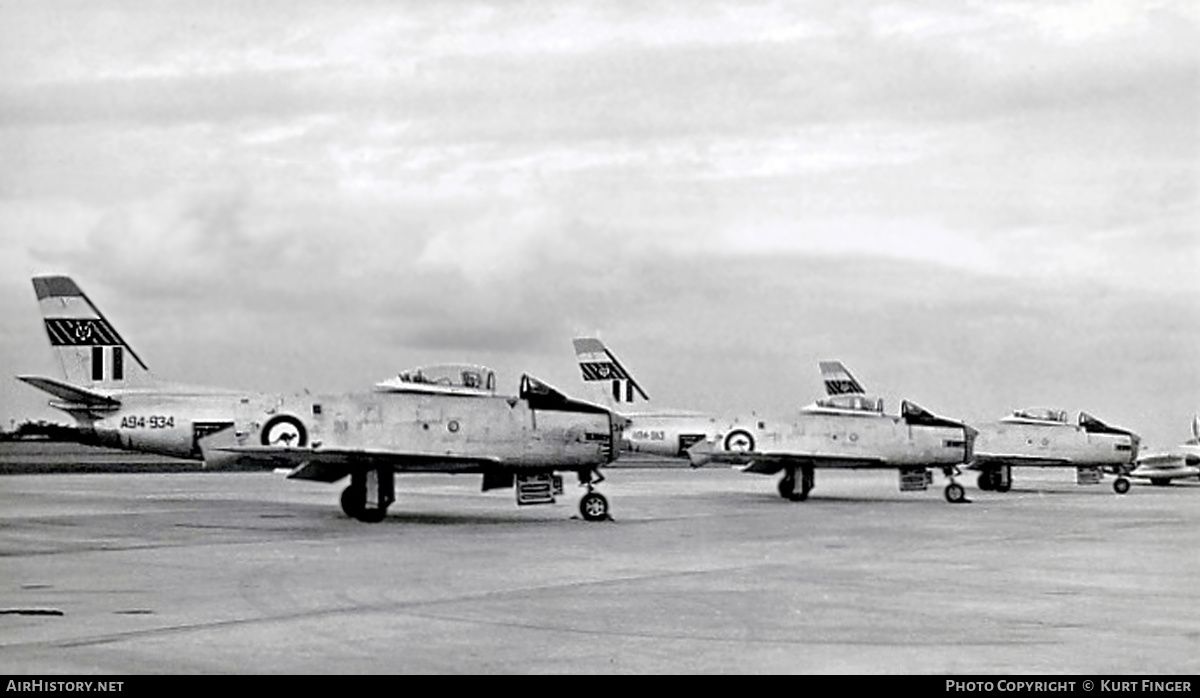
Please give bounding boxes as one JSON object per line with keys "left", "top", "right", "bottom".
{"left": 817, "top": 364, "right": 1141, "bottom": 494}
{"left": 18, "top": 276, "right": 621, "bottom": 522}
{"left": 687, "top": 362, "right": 977, "bottom": 503}
{"left": 573, "top": 337, "right": 720, "bottom": 458}
{"left": 1126, "top": 415, "right": 1200, "bottom": 486}
{"left": 968, "top": 408, "right": 1139, "bottom": 494}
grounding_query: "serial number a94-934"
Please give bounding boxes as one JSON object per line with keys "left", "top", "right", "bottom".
{"left": 120, "top": 415, "right": 176, "bottom": 429}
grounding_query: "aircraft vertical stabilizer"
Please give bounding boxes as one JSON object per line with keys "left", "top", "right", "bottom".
{"left": 32, "top": 276, "right": 154, "bottom": 388}
{"left": 819, "top": 361, "right": 866, "bottom": 396}
{"left": 572, "top": 337, "right": 649, "bottom": 409}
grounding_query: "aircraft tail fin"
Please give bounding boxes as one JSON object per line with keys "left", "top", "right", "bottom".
{"left": 572, "top": 337, "right": 649, "bottom": 408}
{"left": 819, "top": 361, "right": 866, "bottom": 396}
{"left": 31, "top": 276, "right": 154, "bottom": 388}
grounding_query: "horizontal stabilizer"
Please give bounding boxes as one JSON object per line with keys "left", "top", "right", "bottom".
{"left": 17, "top": 375, "right": 121, "bottom": 409}
{"left": 686, "top": 439, "right": 715, "bottom": 468}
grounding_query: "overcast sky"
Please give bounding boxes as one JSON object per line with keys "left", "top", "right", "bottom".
{"left": 1, "top": 0, "right": 1197, "bottom": 450}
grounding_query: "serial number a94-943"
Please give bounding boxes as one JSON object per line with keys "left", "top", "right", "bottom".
{"left": 120, "top": 415, "right": 176, "bottom": 429}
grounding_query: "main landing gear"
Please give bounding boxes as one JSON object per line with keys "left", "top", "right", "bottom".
{"left": 975, "top": 465, "right": 1012, "bottom": 493}
{"left": 340, "top": 468, "right": 395, "bottom": 523}
{"left": 1112, "top": 477, "right": 1131, "bottom": 494}
{"left": 578, "top": 467, "right": 610, "bottom": 522}
{"left": 778, "top": 465, "right": 814, "bottom": 502}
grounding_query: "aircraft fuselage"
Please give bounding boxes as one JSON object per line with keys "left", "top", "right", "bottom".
{"left": 728, "top": 410, "right": 972, "bottom": 467}
{"left": 271, "top": 390, "right": 617, "bottom": 469}
{"left": 63, "top": 387, "right": 273, "bottom": 461}
{"left": 973, "top": 421, "right": 1135, "bottom": 468}
{"left": 621, "top": 411, "right": 719, "bottom": 458}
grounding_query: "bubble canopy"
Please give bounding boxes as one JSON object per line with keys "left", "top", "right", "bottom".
{"left": 375, "top": 364, "right": 497, "bottom": 394}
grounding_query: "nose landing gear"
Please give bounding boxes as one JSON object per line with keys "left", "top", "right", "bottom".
{"left": 943, "top": 466, "right": 970, "bottom": 504}
{"left": 578, "top": 467, "right": 611, "bottom": 521}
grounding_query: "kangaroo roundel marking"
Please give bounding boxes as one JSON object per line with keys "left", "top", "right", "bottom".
{"left": 261, "top": 415, "right": 308, "bottom": 447}
{"left": 724, "top": 429, "right": 755, "bottom": 453}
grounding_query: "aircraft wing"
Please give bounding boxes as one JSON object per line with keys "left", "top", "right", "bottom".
{"left": 1134, "top": 453, "right": 1192, "bottom": 468}
{"left": 17, "top": 375, "right": 121, "bottom": 410}
{"left": 687, "top": 440, "right": 884, "bottom": 474}
{"left": 968, "top": 453, "right": 1073, "bottom": 469}
{"left": 200, "top": 439, "right": 503, "bottom": 480}
{"left": 1127, "top": 463, "right": 1200, "bottom": 481}
{"left": 1127, "top": 450, "right": 1200, "bottom": 481}
{"left": 735, "top": 454, "right": 886, "bottom": 475}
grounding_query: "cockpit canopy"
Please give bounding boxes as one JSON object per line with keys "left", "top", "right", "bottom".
{"left": 519, "top": 374, "right": 611, "bottom": 414}
{"left": 808, "top": 394, "right": 885, "bottom": 414}
{"left": 375, "top": 363, "right": 496, "bottom": 394}
{"left": 1006, "top": 407, "right": 1068, "bottom": 424}
{"left": 901, "top": 400, "right": 968, "bottom": 430}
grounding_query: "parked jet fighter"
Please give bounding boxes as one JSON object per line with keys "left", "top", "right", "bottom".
{"left": 573, "top": 337, "right": 720, "bottom": 458}
{"left": 817, "top": 366, "right": 1142, "bottom": 495}
{"left": 1127, "top": 415, "right": 1200, "bottom": 486}
{"left": 968, "top": 408, "right": 1139, "bottom": 494}
{"left": 688, "top": 362, "right": 977, "bottom": 503}
{"left": 18, "top": 276, "right": 621, "bottom": 522}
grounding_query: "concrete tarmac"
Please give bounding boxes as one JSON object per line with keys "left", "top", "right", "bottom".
{"left": 1, "top": 464, "right": 1197, "bottom": 674}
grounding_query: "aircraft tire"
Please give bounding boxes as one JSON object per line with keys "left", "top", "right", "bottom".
{"left": 340, "top": 484, "right": 365, "bottom": 519}
{"left": 976, "top": 472, "right": 994, "bottom": 491}
{"left": 1151, "top": 478, "right": 1170, "bottom": 487}
{"left": 580, "top": 492, "right": 609, "bottom": 521}
{"left": 354, "top": 507, "right": 388, "bottom": 523}
{"left": 995, "top": 480, "right": 1012, "bottom": 493}
{"left": 944, "top": 482, "right": 967, "bottom": 504}
{"left": 723, "top": 429, "right": 755, "bottom": 453}
{"left": 1113, "top": 477, "right": 1131, "bottom": 495}
{"left": 777, "top": 475, "right": 794, "bottom": 499}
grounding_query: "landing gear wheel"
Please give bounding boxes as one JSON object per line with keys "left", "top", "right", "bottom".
{"left": 340, "top": 484, "right": 365, "bottom": 519}
{"left": 977, "top": 472, "right": 994, "bottom": 491}
{"left": 1151, "top": 478, "right": 1170, "bottom": 487}
{"left": 944, "top": 482, "right": 967, "bottom": 503}
{"left": 778, "top": 474, "right": 795, "bottom": 500}
{"left": 580, "top": 491, "right": 609, "bottom": 521}
{"left": 1113, "top": 477, "right": 1131, "bottom": 495}
{"left": 995, "top": 480, "right": 1012, "bottom": 493}
{"left": 357, "top": 507, "right": 387, "bottom": 523}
